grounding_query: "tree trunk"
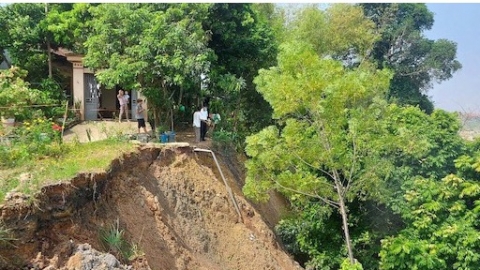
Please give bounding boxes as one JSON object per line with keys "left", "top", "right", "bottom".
{"left": 45, "top": 3, "right": 52, "bottom": 78}
{"left": 170, "top": 107, "right": 174, "bottom": 131}
{"left": 334, "top": 175, "right": 355, "bottom": 264}
{"left": 178, "top": 86, "right": 183, "bottom": 106}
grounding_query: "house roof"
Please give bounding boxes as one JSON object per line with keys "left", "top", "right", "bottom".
{"left": 52, "top": 47, "right": 85, "bottom": 63}
{"left": 52, "top": 47, "right": 77, "bottom": 57}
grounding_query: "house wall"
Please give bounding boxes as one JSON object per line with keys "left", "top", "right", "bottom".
{"left": 72, "top": 62, "right": 85, "bottom": 120}
{"left": 66, "top": 53, "right": 148, "bottom": 121}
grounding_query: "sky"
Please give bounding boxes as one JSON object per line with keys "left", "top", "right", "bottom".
{"left": 425, "top": 3, "right": 480, "bottom": 113}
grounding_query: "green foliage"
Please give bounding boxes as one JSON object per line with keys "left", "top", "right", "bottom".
{"left": 245, "top": 4, "right": 467, "bottom": 268}
{"left": 83, "top": 3, "right": 212, "bottom": 128}
{"left": 288, "top": 4, "right": 378, "bottom": 60}
{"left": 0, "top": 137, "right": 136, "bottom": 201}
{"left": 380, "top": 174, "right": 480, "bottom": 270}
{"left": 205, "top": 3, "right": 278, "bottom": 137}
{"left": 0, "top": 67, "right": 56, "bottom": 119}
{"left": 0, "top": 3, "right": 50, "bottom": 83}
{"left": 340, "top": 258, "right": 364, "bottom": 270}
{"left": 276, "top": 202, "right": 344, "bottom": 269}
{"left": 99, "top": 218, "right": 146, "bottom": 262}
{"left": 38, "top": 77, "right": 65, "bottom": 102}
{"left": 43, "top": 3, "right": 92, "bottom": 53}
{"left": 244, "top": 6, "right": 411, "bottom": 264}
{"left": 1, "top": 117, "right": 64, "bottom": 168}
{"left": 211, "top": 128, "right": 243, "bottom": 155}
{"left": 100, "top": 219, "right": 132, "bottom": 262}
{"left": 384, "top": 108, "right": 466, "bottom": 206}
{"left": 360, "top": 3, "right": 462, "bottom": 113}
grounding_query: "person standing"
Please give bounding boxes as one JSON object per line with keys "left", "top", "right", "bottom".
{"left": 124, "top": 91, "right": 130, "bottom": 104}
{"left": 193, "top": 106, "right": 201, "bottom": 143}
{"left": 199, "top": 104, "right": 208, "bottom": 141}
{"left": 136, "top": 98, "right": 147, "bottom": 134}
{"left": 117, "top": 89, "right": 129, "bottom": 122}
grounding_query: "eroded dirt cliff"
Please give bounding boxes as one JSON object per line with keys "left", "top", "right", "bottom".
{"left": 0, "top": 145, "right": 302, "bottom": 270}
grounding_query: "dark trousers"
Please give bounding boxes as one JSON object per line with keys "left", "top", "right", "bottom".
{"left": 200, "top": 121, "right": 207, "bottom": 141}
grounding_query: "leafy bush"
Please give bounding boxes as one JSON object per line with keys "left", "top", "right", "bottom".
{"left": 212, "top": 128, "right": 244, "bottom": 154}
{"left": 0, "top": 67, "right": 56, "bottom": 120}
{"left": 0, "top": 117, "right": 67, "bottom": 168}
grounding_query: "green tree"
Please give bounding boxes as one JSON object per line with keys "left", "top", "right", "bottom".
{"left": 380, "top": 174, "right": 480, "bottom": 269}
{"left": 203, "top": 3, "right": 278, "bottom": 136}
{"left": 287, "top": 4, "right": 378, "bottom": 62}
{"left": 360, "top": 3, "right": 462, "bottom": 113}
{"left": 242, "top": 31, "right": 429, "bottom": 265}
{"left": 43, "top": 3, "right": 94, "bottom": 54}
{"left": 243, "top": 6, "right": 404, "bottom": 267}
{"left": 0, "top": 67, "right": 55, "bottom": 120}
{"left": 0, "top": 3, "right": 49, "bottom": 83}
{"left": 83, "top": 3, "right": 212, "bottom": 129}
{"left": 0, "top": 3, "right": 73, "bottom": 102}
{"left": 274, "top": 106, "right": 466, "bottom": 269}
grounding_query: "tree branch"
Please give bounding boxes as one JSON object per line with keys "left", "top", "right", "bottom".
{"left": 275, "top": 180, "right": 339, "bottom": 209}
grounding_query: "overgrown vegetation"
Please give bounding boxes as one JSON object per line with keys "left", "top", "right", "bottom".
{"left": 243, "top": 3, "right": 474, "bottom": 270}
{"left": 0, "top": 3, "right": 473, "bottom": 270}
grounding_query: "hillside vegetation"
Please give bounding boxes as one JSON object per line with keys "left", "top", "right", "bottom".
{"left": 1, "top": 3, "right": 476, "bottom": 270}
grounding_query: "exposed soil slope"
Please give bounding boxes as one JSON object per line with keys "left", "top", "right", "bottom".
{"left": 0, "top": 145, "right": 302, "bottom": 270}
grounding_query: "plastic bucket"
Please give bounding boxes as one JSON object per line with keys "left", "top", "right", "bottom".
{"left": 160, "top": 133, "right": 169, "bottom": 143}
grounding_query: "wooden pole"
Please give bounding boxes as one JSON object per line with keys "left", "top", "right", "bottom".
{"left": 61, "top": 101, "right": 69, "bottom": 139}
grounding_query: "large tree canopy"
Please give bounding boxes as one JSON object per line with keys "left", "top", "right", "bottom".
{"left": 0, "top": 3, "right": 49, "bottom": 82}
{"left": 360, "top": 3, "right": 462, "bottom": 113}
{"left": 245, "top": 4, "right": 468, "bottom": 270}
{"left": 82, "top": 3, "right": 212, "bottom": 128}
{"left": 244, "top": 5, "right": 407, "bottom": 268}
{"left": 202, "top": 3, "right": 278, "bottom": 135}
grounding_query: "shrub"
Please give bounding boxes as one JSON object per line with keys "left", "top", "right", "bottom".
{"left": 212, "top": 128, "right": 243, "bottom": 155}
{"left": 0, "top": 117, "right": 68, "bottom": 169}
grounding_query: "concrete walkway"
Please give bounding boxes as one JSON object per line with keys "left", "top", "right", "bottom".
{"left": 62, "top": 120, "right": 212, "bottom": 148}
{"left": 62, "top": 120, "right": 141, "bottom": 143}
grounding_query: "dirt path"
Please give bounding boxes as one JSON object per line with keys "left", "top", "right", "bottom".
{"left": 63, "top": 120, "right": 213, "bottom": 148}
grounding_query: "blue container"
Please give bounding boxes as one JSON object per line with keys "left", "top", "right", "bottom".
{"left": 160, "top": 133, "right": 169, "bottom": 143}
{"left": 168, "top": 131, "right": 176, "bottom": 143}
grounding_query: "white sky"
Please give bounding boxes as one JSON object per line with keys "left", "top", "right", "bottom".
{"left": 425, "top": 3, "right": 480, "bottom": 113}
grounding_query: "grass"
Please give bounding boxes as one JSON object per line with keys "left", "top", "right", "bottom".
{"left": 0, "top": 222, "right": 16, "bottom": 247}
{"left": 0, "top": 138, "right": 137, "bottom": 202}
{"left": 101, "top": 219, "right": 125, "bottom": 255}
{"left": 100, "top": 218, "right": 144, "bottom": 262}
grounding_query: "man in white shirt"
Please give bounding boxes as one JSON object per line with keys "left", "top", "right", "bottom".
{"left": 193, "top": 107, "right": 201, "bottom": 143}
{"left": 199, "top": 104, "right": 208, "bottom": 141}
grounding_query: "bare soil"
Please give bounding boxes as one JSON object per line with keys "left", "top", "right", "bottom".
{"left": 0, "top": 139, "right": 301, "bottom": 269}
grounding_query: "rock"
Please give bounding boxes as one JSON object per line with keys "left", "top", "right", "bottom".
{"left": 102, "top": 253, "right": 119, "bottom": 267}
{"left": 66, "top": 243, "right": 128, "bottom": 270}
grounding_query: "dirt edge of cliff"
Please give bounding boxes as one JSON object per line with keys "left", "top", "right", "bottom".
{"left": 0, "top": 145, "right": 302, "bottom": 270}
